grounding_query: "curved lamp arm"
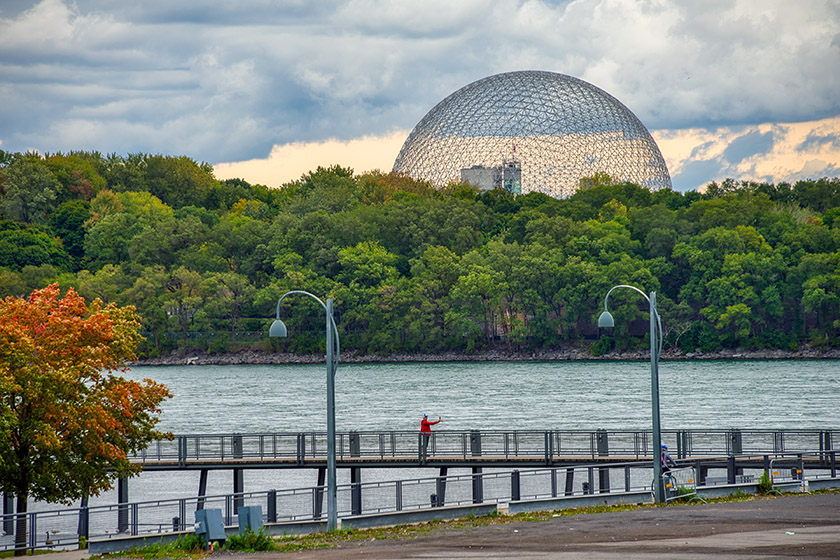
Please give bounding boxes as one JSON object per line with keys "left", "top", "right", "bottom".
{"left": 271, "top": 290, "right": 340, "bottom": 368}
{"left": 598, "top": 284, "right": 662, "bottom": 357}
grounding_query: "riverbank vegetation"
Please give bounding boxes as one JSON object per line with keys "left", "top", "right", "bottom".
{"left": 0, "top": 149, "right": 838, "bottom": 358}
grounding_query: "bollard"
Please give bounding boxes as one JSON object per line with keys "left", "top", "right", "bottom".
{"left": 172, "top": 517, "right": 180, "bottom": 532}
{"left": 582, "top": 482, "right": 589, "bottom": 494}
{"left": 430, "top": 494, "right": 437, "bottom": 508}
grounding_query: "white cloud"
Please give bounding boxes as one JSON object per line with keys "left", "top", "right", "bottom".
{"left": 1, "top": 0, "right": 839, "bottom": 178}
{"left": 654, "top": 116, "right": 840, "bottom": 191}
{"left": 214, "top": 130, "right": 408, "bottom": 187}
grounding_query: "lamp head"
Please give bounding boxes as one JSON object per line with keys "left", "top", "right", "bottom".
{"left": 269, "top": 319, "right": 288, "bottom": 338}
{"left": 597, "top": 310, "right": 615, "bottom": 328}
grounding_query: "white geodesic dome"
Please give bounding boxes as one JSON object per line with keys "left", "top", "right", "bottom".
{"left": 393, "top": 71, "right": 671, "bottom": 197}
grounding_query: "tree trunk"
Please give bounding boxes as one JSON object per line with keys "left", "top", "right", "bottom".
{"left": 14, "top": 494, "right": 27, "bottom": 556}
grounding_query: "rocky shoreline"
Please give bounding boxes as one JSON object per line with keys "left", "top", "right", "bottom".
{"left": 130, "top": 345, "right": 840, "bottom": 366}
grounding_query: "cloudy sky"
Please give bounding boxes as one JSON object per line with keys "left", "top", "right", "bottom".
{"left": 1, "top": 0, "right": 839, "bottom": 192}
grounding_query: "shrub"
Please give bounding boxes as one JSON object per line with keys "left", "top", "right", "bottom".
{"left": 224, "top": 528, "right": 278, "bottom": 552}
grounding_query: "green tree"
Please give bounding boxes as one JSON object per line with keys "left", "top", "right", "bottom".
{"left": 0, "top": 153, "right": 58, "bottom": 224}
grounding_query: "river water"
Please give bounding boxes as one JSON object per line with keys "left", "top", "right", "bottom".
{"left": 18, "top": 360, "right": 840, "bottom": 519}
{"left": 100, "top": 359, "right": 837, "bottom": 503}
{"left": 128, "top": 360, "right": 840, "bottom": 433}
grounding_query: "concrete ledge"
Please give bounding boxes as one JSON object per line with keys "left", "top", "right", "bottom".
{"left": 264, "top": 519, "right": 327, "bottom": 536}
{"left": 343, "top": 503, "right": 497, "bottom": 529}
{"left": 809, "top": 477, "right": 840, "bottom": 491}
{"left": 509, "top": 491, "right": 651, "bottom": 514}
{"left": 89, "top": 531, "right": 193, "bottom": 555}
{"left": 696, "top": 482, "right": 759, "bottom": 499}
{"left": 89, "top": 519, "right": 327, "bottom": 555}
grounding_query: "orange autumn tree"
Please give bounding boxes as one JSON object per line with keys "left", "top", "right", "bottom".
{"left": 0, "top": 284, "right": 171, "bottom": 554}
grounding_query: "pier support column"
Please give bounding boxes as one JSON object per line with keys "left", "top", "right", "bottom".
{"left": 314, "top": 468, "right": 326, "bottom": 519}
{"left": 117, "top": 477, "right": 129, "bottom": 533}
{"left": 472, "top": 467, "right": 484, "bottom": 503}
{"left": 350, "top": 432, "right": 362, "bottom": 515}
{"left": 434, "top": 468, "right": 448, "bottom": 507}
{"left": 232, "top": 435, "right": 244, "bottom": 514}
{"left": 233, "top": 469, "right": 244, "bottom": 514}
{"left": 596, "top": 429, "right": 610, "bottom": 493}
{"left": 197, "top": 469, "right": 208, "bottom": 511}
{"left": 267, "top": 490, "right": 277, "bottom": 523}
{"left": 511, "top": 470, "right": 521, "bottom": 502}
{"left": 77, "top": 496, "right": 89, "bottom": 542}
{"left": 350, "top": 468, "right": 362, "bottom": 516}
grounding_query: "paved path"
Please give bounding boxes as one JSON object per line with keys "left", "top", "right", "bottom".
{"left": 41, "top": 493, "right": 840, "bottom": 559}
{"left": 268, "top": 493, "right": 840, "bottom": 559}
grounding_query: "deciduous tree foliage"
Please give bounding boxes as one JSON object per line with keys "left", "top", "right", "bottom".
{"left": 0, "top": 150, "right": 838, "bottom": 355}
{"left": 0, "top": 284, "right": 171, "bottom": 554}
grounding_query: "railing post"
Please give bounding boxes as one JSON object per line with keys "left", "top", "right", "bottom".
{"left": 131, "top": 503, "right": 139, "bottom": 536}
{"left": 624, "top": 465, "right": 631, "bottom": 492}
{"left": 3, "top": 492, "right": 13, "bottom": 534}
{"left": 564, "top": 467, "right": 575, "bottom": 496}
{"left": 297, "top": 433, "right": 305, "bottom": 465}
{"left": 774, "top": 431, "right": 784, "bottom": 453}
{"left": 395, "top": 481, "right": 403, "bottom": 511}
{"left": 177, "top": 436, "right": 187, "bottom": 467}
{"left": 267, "top": 490, "right": 277, "bottom": 523}
{"left": 178, "top": 498, "right": 186, "bottom": 531}
{"left": 587, "top": 467, "right": 595, "bottom": 495}
{"left": 511, "top": 470, "right": 521, "bottom": 501}
{"left": 544, "top": 431, "right": 553, "bottom": 465}
{"left": 28, "top": 511, "right": 36, "bottom": 552}
{"left": 551, "top": 468, "right": 558, "bottom": 497}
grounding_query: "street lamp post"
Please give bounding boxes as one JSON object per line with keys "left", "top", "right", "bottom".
{"left": 598, "top": 285, "right": 665, "bottom": 503}
{"left": 269, "top": 291, "right": 339, "bottom": 530}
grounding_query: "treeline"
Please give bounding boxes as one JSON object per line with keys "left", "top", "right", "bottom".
{"left": 0, "top": 149, "right": 838, "bottom": 357}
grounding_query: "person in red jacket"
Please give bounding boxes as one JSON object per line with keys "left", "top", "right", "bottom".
{"left": 420, "top": 414, "right": 441, "bottom": 461}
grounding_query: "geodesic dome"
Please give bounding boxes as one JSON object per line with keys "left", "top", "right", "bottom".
{"left": 393, "top": 71, "right": 671, "bottom": 197}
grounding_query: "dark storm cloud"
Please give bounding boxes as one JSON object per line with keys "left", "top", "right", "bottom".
{"left": 670, "top": 158, "right": 726, "bottom": 191}
{"left": 722, "top": 130, "right": 775, "bottom": 165}
{"left": 798, "top": 132, "right": 840, "bottom": 152}
{"left": 1, "top": 0, "right": 839, "bottom": 164}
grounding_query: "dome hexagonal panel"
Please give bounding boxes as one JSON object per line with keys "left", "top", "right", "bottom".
{"left": 393, "top": 71, "right": 671, "bottom": 197}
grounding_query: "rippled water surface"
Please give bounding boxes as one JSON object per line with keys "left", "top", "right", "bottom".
{"left": 129, "top": 360, "right": 840, "bottom": 433}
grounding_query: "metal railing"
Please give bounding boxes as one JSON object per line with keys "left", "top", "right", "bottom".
{"left": 4, "top": 450, "right": 837, "bottom": 554}
{"left": 135, "top": 429, "right": 838, "bottom": 465}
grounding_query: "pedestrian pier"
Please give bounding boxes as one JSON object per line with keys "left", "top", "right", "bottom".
{"left": 2, "top": 428, "right": 837, "bottom": 554}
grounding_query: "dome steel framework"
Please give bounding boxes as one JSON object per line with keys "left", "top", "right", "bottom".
{"left": 393, "top": 71, "right": 671, "bottom": 197}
